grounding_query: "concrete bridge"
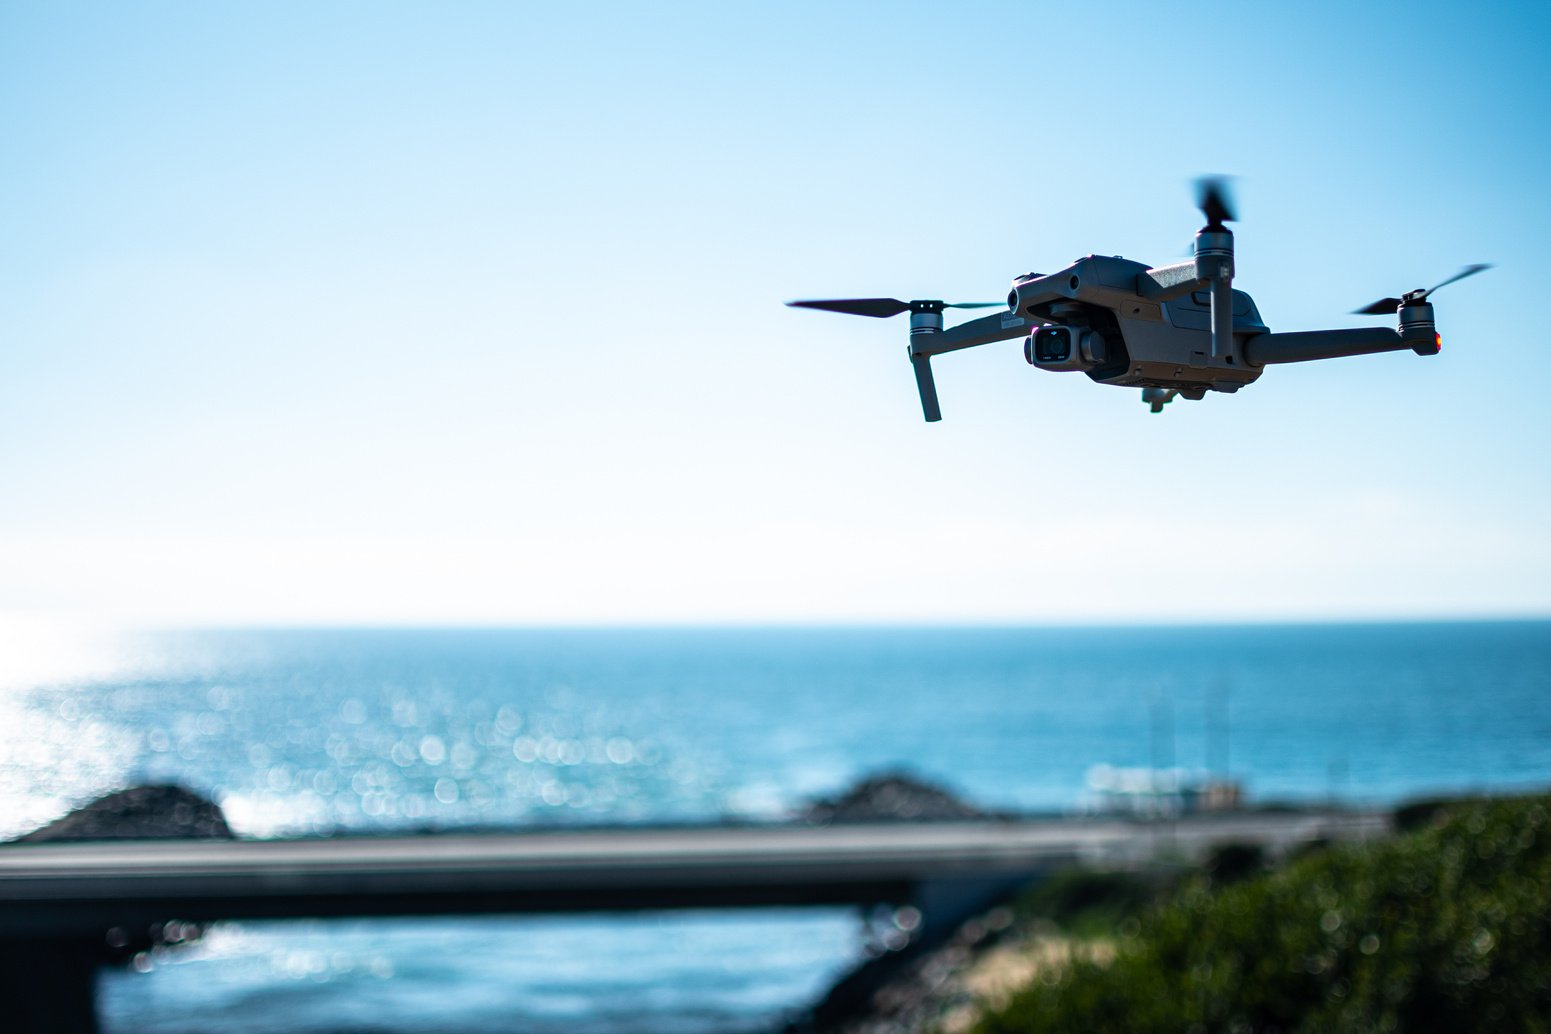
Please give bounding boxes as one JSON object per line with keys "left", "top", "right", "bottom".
{"left": 0, "top": 810, "right": 1387, "bottom": 1032}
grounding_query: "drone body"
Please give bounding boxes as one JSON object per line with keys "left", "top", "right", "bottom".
{"left": 789, "top": 181, "right": 1485, "bottom": 418}
{"left": 1004, "top": 254, "right": 1270, "bottom": 401}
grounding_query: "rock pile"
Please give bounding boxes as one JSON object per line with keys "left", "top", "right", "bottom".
{"left": 802, "top": 771, "right": 990, "bottom": 824}
{"left": 17, "top": 784, "right": 232, "bottom": 843}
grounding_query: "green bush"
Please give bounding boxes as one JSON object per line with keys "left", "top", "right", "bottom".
{"left": 1392, "top": 797, "right": 1457, "bottom": 833}
{"left": 1014, "top": 867, "right": 1166, "bottom": 938}
{"left": 975, "top": 796, "right": 1551, "bottom": 1033}
{"left": 1203, "top": 841, "right": 1270, "bottom": 886}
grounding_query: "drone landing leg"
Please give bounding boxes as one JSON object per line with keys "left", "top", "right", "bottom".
{"left": 903, "top": 310, "right": 1033, "bottom": 423}
{"left": 1193, "top": 224, "right": 1235, "bottom": 360}
{"left": 909, "top": 352, "right": 942, "bottom": 422}
{"left": 908, "top": 310, "right": 945, "bottom": 422}
{"left": 1211, "top": 278, "right": 1234, "bottom": 360}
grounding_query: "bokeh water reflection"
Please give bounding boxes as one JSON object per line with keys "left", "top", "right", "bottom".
{"left": 98, "top": 910, "right": 859, "bottom": 1034}
{"left": 2, "top": 623, "right": 1548, "bottom": 1031}
{"left": 5, "top": 625, "right": 1549, "bottom": 842}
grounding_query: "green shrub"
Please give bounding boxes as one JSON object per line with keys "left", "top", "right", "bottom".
{"left": 975, "top": 796, "right": 1551, "bottom": 1033}
{"left": 1014, "top": 867, "right": 1166, "bottom": 938}
{"left": 1203, "top": 841, "right": 1269, "bottom": 886}
{"left": 1392, "top": 796, "right": 1457, "bottom": 833}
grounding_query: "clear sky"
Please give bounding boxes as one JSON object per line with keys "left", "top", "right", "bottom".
{"left": 0, "top": 1, "right": 1547, "bottom": 627}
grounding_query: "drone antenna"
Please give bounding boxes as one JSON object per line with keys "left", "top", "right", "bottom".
{"left": 1193, "top": 177, "right": 1238, "bottom": 361}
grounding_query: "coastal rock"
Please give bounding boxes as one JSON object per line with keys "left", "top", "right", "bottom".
{"left": 2, "top": 783, "right": 233, "bottom": 1020}
{"left": 799, "top": 906, "right": 1026, "bottom": 1034}
{"left": 18, "top": 784, "right": 233, "bottom": 842}
{"left": 803, "top": 772, "right": 989, "bottom": 824}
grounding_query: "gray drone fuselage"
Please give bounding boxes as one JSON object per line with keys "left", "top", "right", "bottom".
{"left": 900, "top": 252, "right": 1440, "bottom": 419}
{"left": 787, "top": 175, "right": 1481, "bottom": 421}
{"left": 1010, "top": 254, "right": 1269, "bottom": 398}
{"left": 788, "top": 178, "right": 1485, "bottom": 419}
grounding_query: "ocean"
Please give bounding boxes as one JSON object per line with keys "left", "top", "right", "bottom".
{"left": 3, "top": 622, "right": 1549, "bottom": 1031}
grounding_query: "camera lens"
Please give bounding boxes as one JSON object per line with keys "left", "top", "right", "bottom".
{"left": 1034, "top": 327, "right": 1071, "bottom": 363}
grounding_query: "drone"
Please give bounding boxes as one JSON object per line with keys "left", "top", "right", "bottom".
{"left": 787, "top": 179, "right": 1488, "bottom": 418}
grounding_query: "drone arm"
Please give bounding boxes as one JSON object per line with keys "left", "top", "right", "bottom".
{"left": 1211, "top": 277, "right": 1235, "bottom": 362}
{"left": 1242, "top": 326, "right": 1429, "bottom": 366}
{"left": 904, "top": 312, "right": 1035, "bottom": 423}
{"left": 909, "top": 312, "right": 1036, "bottom": 357}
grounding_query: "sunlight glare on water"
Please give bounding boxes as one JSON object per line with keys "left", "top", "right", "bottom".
{"left": 98, "top": 911, "right": 860, "bottom": 1034}
{"left": 5, "top": 625, "right": 1551, "bottom": 842}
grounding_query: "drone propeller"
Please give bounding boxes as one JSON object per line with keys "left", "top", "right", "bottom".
{"left": 1192, "top": 176, "right": 1238, "bottom": 361}
{"left": 1195, "top": 176, "right": 1238, "bottom": 230}
{"left": 1353, "top": 264, "right": 1492, "bottom": 315}
{"left": 785, "top": 298, "right": 1003, "bottom": 318}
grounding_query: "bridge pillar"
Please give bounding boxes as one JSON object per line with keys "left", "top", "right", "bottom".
{"left": 911, "top": 873, "right": 1038, "bottom": 947}
{"left": 0, "top": 939, "right": 102, "bottom": 1034}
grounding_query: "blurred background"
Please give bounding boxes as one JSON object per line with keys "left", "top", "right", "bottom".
{"left": 1, "top": 1, "right": 1548, "bottom": 1031}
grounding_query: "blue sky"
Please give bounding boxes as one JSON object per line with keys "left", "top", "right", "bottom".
{"left": 0, "top": 1, "right": 1547, "bottom": 626}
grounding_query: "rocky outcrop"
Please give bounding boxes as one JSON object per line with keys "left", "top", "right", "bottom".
{"left": 17, "top": 784, "right": 232, "bottom": 842}
{"left": 802, "top": 771, "right": 991, "bottom": 824}
{"left": 798, "top": 906, "right": 1032, "bottom": 1034}
{"left": 3, "top": 784, "right": 233, "bottom": 1034}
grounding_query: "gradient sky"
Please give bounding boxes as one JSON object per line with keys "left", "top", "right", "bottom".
{"left": 1, "top": 1, "right": 1547, "bottom": 627}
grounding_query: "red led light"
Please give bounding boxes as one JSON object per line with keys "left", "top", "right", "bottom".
{"left": 1436, "top": 332, "right": 1443, "bottom": 352}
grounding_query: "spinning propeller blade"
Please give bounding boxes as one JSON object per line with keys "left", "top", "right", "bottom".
{"left": 1354, "top": 296, "right": 1404, "bottom": 316}
{"left": 1421, "top": 263, "right": 1492, "bottom": 296}
{"left": 1194, "top": 176, "right": 1238, "bottom": 228}
{"left": 1353, "top": 264, "right": 1492, "bottom": 315}
{"left": 785, "top": 298, "right": 1001, "bottom": 318}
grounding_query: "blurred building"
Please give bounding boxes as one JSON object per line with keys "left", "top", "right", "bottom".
{"left": 1084, "top": 764, "right": 1243, "bottom": 816}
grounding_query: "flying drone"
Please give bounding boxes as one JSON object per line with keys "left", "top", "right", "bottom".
{"left": 787, "top": 179, "right": 1488, "bottom": 418}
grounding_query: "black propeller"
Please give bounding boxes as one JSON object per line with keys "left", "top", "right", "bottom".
{"left": 1195, "top": 176, "right": 1238, "bottom": 229}
{"left": 1353, "top": 264, "right": 1492, "bottom": 315}
{"left": 785, "top": 298, "right": 1002, "bottom": 318}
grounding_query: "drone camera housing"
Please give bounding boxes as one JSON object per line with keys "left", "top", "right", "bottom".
{"left": 1025, "top": 325, "right": 1105, "bottom": 372}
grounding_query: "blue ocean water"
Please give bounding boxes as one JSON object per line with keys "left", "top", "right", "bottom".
{"left": 3, "top": 622, "right": 1549, "bottom": 1031}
